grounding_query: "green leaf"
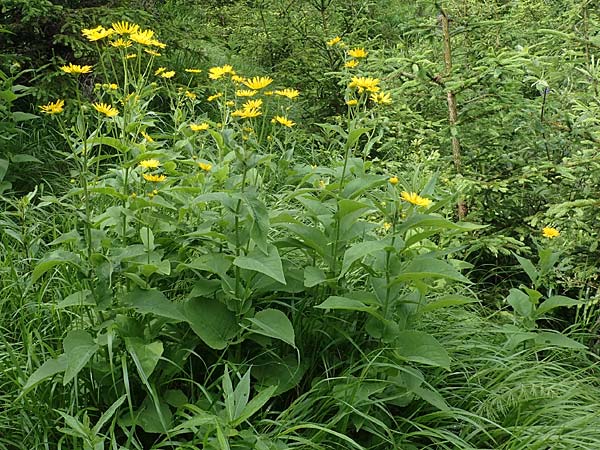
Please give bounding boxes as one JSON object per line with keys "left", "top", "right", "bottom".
{"left": 0, "top": 159, "right": 8, "bottom": 182}
{"left": 234, "top": 244, "right": 286, "bottom": 285}
{"left": 506, "top": 288, "right": 533, "bottom": 318}
{"left": 21, "top": 355, "right": 67, "bottom": 395}
{"left": 232, "top": 369, "right": 251, "bottom": 422}
{"left": 243, "top": 192, "right": 270, "bottom": 254}
{"left": 393, "top": 257, "right": 469, "bottom": 284}
{"left": 232, "top": 385, "right": 277, "bottom": 427}
{"left": 515, "top": 254, "right": 538, "bottom": 285}
{"left": 345, "top": 127, "right": 371, "bottom": 150}
{"left": 315, "top": 296, "right": 373, "bottom": 312}
{"left": 394, "top": 331, "right": 450, "bottom": 369}
{"left": 125, "top": 338, "right": 163, "bottom": 380}
{"left": 12, "top": 111, "right": 39, "bottom": 122}
{"left": 340, "top": 240, "right": 388, "bottom": 276}
{"left": 92, "top": 395, "right": 127, "bottom": 434}
{"left": 140, "top": 227, "right": 155, "bottom": 251}
{"left": 184, "top": 297, "right": 238, "bottom": 349}
{"left": 248, "top": 309, "right": 296, "bottom": 348}
{"left": 410, "top": 385, "right": 449, "bottom": 411}
{"left": 304, "top": 266, "right": 326, "bottom": 287}
{"left": 11, "top": 153, "right": 41, "bottom": 163}
{"left": 178, "top": 253, "right": 232, "bottom": 277}
{"left": 420, "top": 295, "right": 479, "bottom": 313}
{"left": 32, "top": 250, "right": 81, "bottom": 283}
{"left": 122, "top": 288, "right": 186, "bottom": 322}
{"left": 536, "top": 295, "right": 585, "bottom": 316}
{"left": 57, "top": 290, "right": 95, "bottom": 308}
{"left": 63, "top": 330, "right": 99, "bottom": 385}
{"left": 534, "top": 331, "right": 586, "bottom": 349}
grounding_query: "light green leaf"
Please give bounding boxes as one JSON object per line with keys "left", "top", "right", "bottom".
{"left": 248, "top": 309, "right": 296, "bottom": 348}
{"left": 63, "top": 330, "right": 99, "bottom": 385}
{"left": 515, "top": 255, "right": 538, "bottom": 285}
{"left": 57, "top": 290, "right": 95, "bottom": 308}
{"left": 21, "top": 354, "right": 67, "bottom": 395}
{"left": 410, "top": 385, "right": 449, "bottom": 411}
{"left": 184, "top": 297, "right": 238, "bottom": 349}
{"left": 12, "top": 111, "right": 39, "bottom": 122}
{"left": 506, "top": 288, "right": 533, "bottom": 318}
{"left": 243, "top": 192, "right": 270, "bottom": 254}
{"left": 92, "top": 395, "right": 127, "bottom": 434}
{"left": 304, "top": 266, "right": 326, "bottom": 287}
{"left": 393, "top": 257, "right": 469, "bottom": 284}
{"left": 140, "top": 227, "right": 155, "bottom": 251}
{"left": 315, "top": 296, "right": 373, "bottom": 312}
{"left": 32, "top": 250, "right": 81, "bottom": 283}
{"left": 536, "top": 295, "right": 585, "bottom": 316}
{"left": 232, "top": 384, "right": 277, "bottom": 427}
{"left": 394, "top": 330, "right": 450, "bottom": 369}
{"left": 125, "top": 338, "right": 163, "bottom": 380}
{"left": 420, "top": 295, "right": 479, "bottom": 313}
{"left": 340, "top": 240, "right": 388, "bottom": 276}
{"left": 234, "top": 244, "right": 286, "bottom": 285}
{"left": 345, "top": 127, "right": 371, "bottom": 150}
{"left": 122, "top": 288, "right": 186, "bottom": 322}
{"left": 535, "top": 331, "right": 586, "bottom": 349}
{"left": 232, "top": 370, "right": 251, "bottom": 422}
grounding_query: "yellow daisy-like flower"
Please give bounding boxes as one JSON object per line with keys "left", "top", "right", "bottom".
{"left": 348, "top": 47, "right": 368, "bottom": 58}
{"left": 149, "top": 39, "right": 166, "bottom": 49}
{"left": 141, "top": 131, "right": 154, "bottom": 142}
{"left": 346, "top": 99, "right": 358, "bottom": 106}
{"left": 370, "top": 92, "right": 392, "bottom": 104}
{"left": 207, "top": 92, "right": 223, "bottom": 102}
{"left": 92, "top": 102, "right": 119, "bottom": 117}
{"left": 111, "top": 21, "right": 140, "bottom": 35}
{"left": 208, "top": 64, "right": 235, "bottom": 80}
{"left": 231, "top": 75, "right": 246, "bottom": 83}
{"left": 274, "top": 88, "right": 300, "bottom": 99}
{"left": 190, "top": 123, "right": 210, "bottom": 131}
{"left": 349, "top": 76, "right": 380, "bottom": 93}
{"left": 154, "top": 67, "right": 166, "bottom": 75}
{"left": 344, "top": 59, "right": 359, "bottom": 68}
{"left": 160, "top": 70, "right": 175, "bottom": 79}
{"left": 110, "top": 38, "right": 132, "bottom": 48}
{"left": 143, "top": 173, "right": 167, "bottom": 182}
{"left": 139, "top": 159, "right": 160, "bottom": 169}
{"left": 401, "top": 191, "right": 432, "bottom": 207}
{"left": 130, "top": 29, "right": 155, "bottom": 46}
{"left": 39, "top": 99, "right": 65, "bottom": 115}
{"left": 389, "top": 176, "right": 399, "bottom": 185}
{"left": 144, "top": 49, "right": 161, "bottom": 57}
{"left": 236, "top": 89, "right": 258, "bottom": 97}
{"left": 271, "top": 115, "right": 295, "bottom": 127}
{"left": 542, "top": 227, "right": 560, "bottom": 239}
{"left": 185, "top": 91, "right": 197, "bottom": 100}
{"left": 327, "top": 36, "right": 342, "bottom": 46}
{"left": 185, "top": 68, "right": 202, "bottom": 73}
{"left": 232, "top": 108, "right": 262, "bottom": 119}
{"left": 243, "top": 99, "right": 263, "bottom": 110}
{"left": 225, "top": 100, "right": 235, "bottom": 107}
{"left": 82, "top": 25, "right": 114, "bottom": 42}
{"left": 243, "top": 76, "right": 273, "bottom": 90}
{"left": 61, "top": 63, "right": 93, "bottom": 75}
{"left": 198, "top": 162, "right": 212, "bottom": 171}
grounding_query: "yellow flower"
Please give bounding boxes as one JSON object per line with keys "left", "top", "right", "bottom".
{"left": 190, "top": 123, "right": 210, "bottom": 131}
{"left": 101, "top": 83, "right": 118, "bottom": 90}
{"left": 243, "top": 99, "right": 263, "bottom": 110}
{"left": 327, "top": 36, "right": 342, "bottom": 46}
{"left": 225, "top": 100, "right": 235, "bottom": 107}
{"left": 139, "top": 159, "right": 160, "bottom": 169}
{"left": 141, "top": 131, "right": 154, "bottom": 142}
{"left": 401, "top": 191, "right": 432, "bottom": 207}
{"left": 111, "top": 21, "right": 140, "bottom": 35}
{"left": 160, "top": 70, "right": 175, "bottom": 79}
{"left": 236, "top": 89, "right": 258, "bottom": 97}
{"left": 82, "top": 25, "right": 114, "bottom": 41}
{"left": 389, "top": 176, "right": 399, "bottom": 185}
{"left": 39, "top": 99, "right": 64, "bottom": 115}
{"left": 349, "top": 76, "right": 380, "bottom": 93}
{"left": 144, "top": 49, "right": 161, "bottom": 57}
{"left": 61, "top": 63, "right": 93, "bottom": 74}
{"left": 346, "top": 99, "right": 358, "bottom": 106}
{"left": 126, "top": 54, "right": 137, "bottom": 59}
{"left": 92, "top": 102, "right": 119, "bottom": 117}
{"left": 110, "top": 38, "right": 132, "bottom": 48}
{"left": 542, "top": 227, "right": 560, "bottom": 238}
{"left": 130, "top": 29, "right": 155, "bottom": 46}
{"left": 243, "top": 76, "right": 273, "bottom": 90}
{"left": 370, "top": 92, "right": 392, "bottom": 104}
{"left": 264, "top": 90, "right": 274, "bottom": 96}
{"left": 185, "top": 68, "right": 202, "bottom": 73}
{"left": 274, "top": 88, "right": 300, "bottom": 99}
{"left": 344, "top": 59, "right": 359, "bottom": 68}
{"left": 185, "top": 91, "right": 197, "bottom": 100}
{"left": 348, "top": 47, "right": 368, "bottom": 58}
{"left": 143, "top": 173, "right": 167, "bottom": 182}
{"left": 231, "top": 75, "right": 246, "bottom": 83}
{"left": 149, "top": 39, "right": 166, "bottom": 49}
{"left": 382, "top": 222, "right": 392, "bottom": 231}
{"left": 198, "top": 162, "right": 212, "bottom": 171}
{"left": 232, "top": 108, "right": 262, "bottom": 119}
{"left": 207, "top": 92, "right": 222, "bottom": 102}
{"left": 208, "top": 64, "right": 235, "bottom": 80}
{"left": 154, "top": 67, "right": 166, "bottom": 75}
{"left": 271, "top": 115, "right": 295, "bottom": 127}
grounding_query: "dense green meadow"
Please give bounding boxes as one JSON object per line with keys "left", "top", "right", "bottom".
{"left": 3, "top": 0, "right": 600, "bottom": 448}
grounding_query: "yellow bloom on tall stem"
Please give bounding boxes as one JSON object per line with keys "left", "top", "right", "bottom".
{"left": 401, "top": 191, "right": 432, "bottom": 207}
{"left": 61, "top": 63, "right": 93, "bottom": 75}
{"left": 207, "top": 92, "right": 223, "bottom": 102}
{"left": 110, "top": 38, "right": 132, "bottom": 48}
{"left": 232, "top": 108, "right": 262, "bottom": 119}
{"left": 139, "top": 159, "right": 160, "bottom": 169}
{"left": 327, "top": 36, "right": 342, "bottom": 46}
{"left": 130, "top": 29, "right": 155, "bottom": 46}
{"left": 160, "top": 71, "right": 175, "bottom": 79}
{"left": 143, "top": 173, "right": 167, "bottom": 182}
{"left": 198, "top": 162, "right": 212, "bottom": 171}
{"left": 190, "top": 123, "right": 210, "bottom": 131}
{"left": 274, "top": 88, "right": 300, "bottom": 99}
{"left": 243, "top": 76, "right": 273, "bottom": 90}
{"left": 185, "top": 68, "right": 202, "bottom": 73}
{"left": 144, "top": 49, "right": 161, "bottom": 57}
{"left": 236, "top": 89, "right": 258, "bottom": 97}
{"left": 542, "top": 227, "right": 560, "bottom": 238}
{"left": 389, "top": 176, "right": 399, "bottom": 185}
{"left": 349, "top": 76, "right": 380, "bottom": 93}
{"left": 348, "top": 47, "right": 368, "bottom": 58}
{"left": 243, "top": 99, "right": 263, "bottom": 110}
{"left": 111, "top": 21, "right": 140, "bottom": 35}
{"left": 344, "top": 59, "right": 359, "bottom": 69}
{"left": 271, "top": 116, "right": 295, "bottom": 127}
{"left": 82, "top": 25, "right": 114, "bottom": 41}
{"left": 208, "top": 64, "right": 236, "bottom": 80}
{"left": 370, "top": 92, "right": 392, "bottom": 104}
{"left": 39, "top": 99, "right": 64, "bottom": 114}
{"left": 92, "top": 102, "right": 119, "bottom": 117}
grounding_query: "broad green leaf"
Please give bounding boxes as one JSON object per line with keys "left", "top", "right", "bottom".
{"left": 232, "top": 370, "right": 251, "bottom": 422}
{"left": 515, "top": 254, "right": 538, "bottom": 285}
{"left": 12, "top": 111, "right": 38, "bottom": 122}
{"left": 420, "top": 294, "right": 479, "bottom": 313}
{"left": 398, "top": 214, "right": 485, "bottom": 234}
{"left": 243, "top": 192, "right": 270, "bottom": 254}
{"left": 32, "top": 250, "right": 82, "bottom": 283}
{"left": 0, "top": 159, "right": 8, "bottom": 182}
{"left": 57, "top": 290, "right": 95, "bottom": 308}
{"left": 536, "top": 295, "right": 585, "bottom": 316}
{"left": 304, "top": 266, "right": 326, "bottom": 287}
{"left": 140, "top": 227, "right": 155, "bottom": 251}
{"left": 232, "top": 385, "right": 277, "bottom": 427}
{"left": 184, "top": 297, "right": 238, "bottom": 349}
{"left": 535, "top": 331, "right": 586, "bottom": 349}
{"left": 340, "top": 240, "right": 388, "bottom": 276}
{"left": 394, "top": 330, "right": 450, "bottom": 369}
{"left": 506, "top": 288, "right": 533, "bottom": 318}
{"left": 21, "top": 354, "right": 67, "bottom": 395}
{"left": 92, "top": 395, "right": 127, "bottom": 434}
{"left": 410, "top": 385, "right": 449, "bottom": 411}
{"left": 63, "top": 330, "right": 99, "bottom": 385}
{"left": 126, "top": 338, "right": 163, "bottom": 380}
{"left": 178, "top": 253, "right": 232, "bottom": 277}
{"left": 234, "top": 244, "right": 286, "bottom": 285}
{"left": 393, "top": 257, "right": 469, "bottom": 284}
{"left": 248, "top": 309, "right": 296, "bottom": 348}
{"left": 11, "top": 153, "right": 41, "bottom": 163}
{"left": 345, "top": 127, "right": 371, "bottom": 150}
{"left": 315, "top": 296, "right": 374, "bottom": 312}
{"left": 122, "top": 288, "right": 186, "bottom": 322}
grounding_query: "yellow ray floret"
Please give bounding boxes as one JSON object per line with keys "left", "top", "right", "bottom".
{"left": 348, "top": 47, "right": 368, "bottom": 58}
{"left": 111, "top": 21, "right": 140, "bottom": 35}
{"left": 110, "top": 38, "right": 132, "bottom": 48}
{"left": 401, "top": 191, "right": 432, "bottom": 207}
{"left": 344, "top": 59, "right": 359, "bottom": 68}
{"left": 130, "top": 29, "right": 155, "bottom": 46}
{"left": 39, "top": 99, "right": 64, "bottom": 114}
{"left": 370, "top": 92, "right": 392, "bottom": 104}
{"left": 349, "top": 76, "right": 380, "bottom": 93}
{"left": 232, "top": 108, "right": 262, "bottom": 119}
{"left": 327, "top": 36, "right": 342, "bottom": 46}
{"left": 92, "top": 102, "right": 119, "bottom": 117}
{"left": 542, "top": 227, "right": 560, "bottom": 238}
{"left": 208, "top": 64, "right": 236, "bottom": 80}
{"left": 198, "top": 162, "right": 212, "bottom": 171}
{"left": 236, "top": 89, "right": 258, "bottom": 97}
{"left": 271, "top": 116, "right": 295, "bottom": 127}
{"left": 243, "top": 76, "right": 273, "bottom": 90}
{"left": 274, "top": 88, "right": 300, "bottom": 99}
{"left": 243, "top": 99, "right": 263, "bottom": 110}
{"left": 185, "top": 68, "right": 202, "bottom": 73}
{"left": 139, "top": 159, "right": 160, "bottom": 169}
{"left": 61, "top": 63, "right": 93, "bottom": 74}
{"left": 190, "top": 123, "right": 210, "bottom": 131}
{"left": 143, "top": 173, "right": 167, "bottom": 182}
{"left": 82, "top": 26, "right": 114, "bottom": 42}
